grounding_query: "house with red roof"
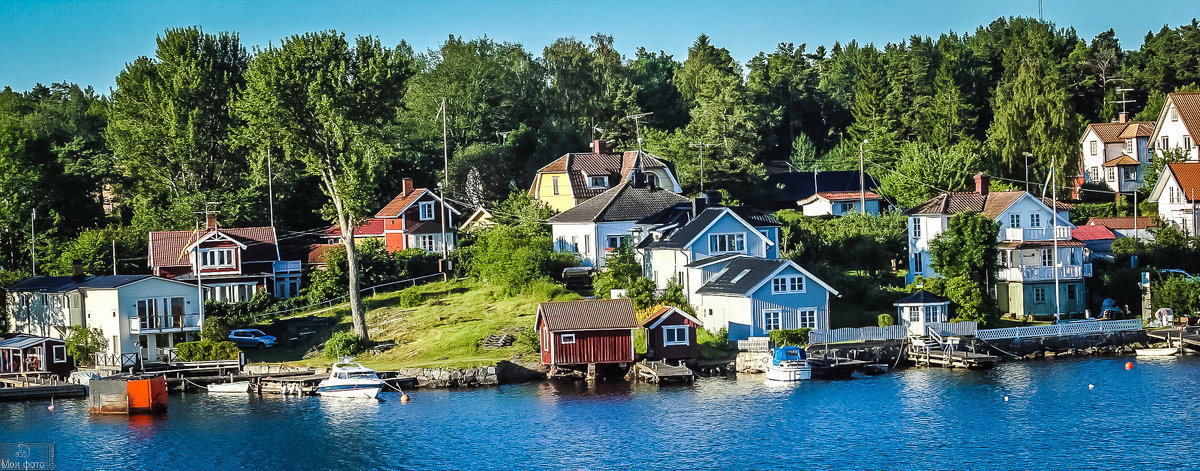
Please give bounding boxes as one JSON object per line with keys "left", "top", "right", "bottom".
{"left": 797, "top": 190, "right": 883, "bottom": 216}
{"left": 1083, "top": 216, "right": 1156, "bottom": 241}
{"left": 323, "top": 218, "right": 385, "bottom": 245}
{"left": 536, "top": 298, "right": 638, "bottom": 377}
{"left": 1149, "top": 92, "right": 1200, "bottom": 162}
{"left": 148, "top": 214, "right": 302, "bottom": 302}
{"left": 375, "top": 178, "right": 461, "bottom": 254}
{"left": 1078, "top": 114, "right": 1155, "bottom": 193}
{"left": 529, "top": 140, "right": 682, "bottom": 212}
{"left": 1149, "top": 162, "right": 1200, "bottom": 236}
{"left": 1072, "top": 224, "right": 1117, "bottom": 260}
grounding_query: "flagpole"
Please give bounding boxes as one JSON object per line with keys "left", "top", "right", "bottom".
{"left": 1051, "top": 157, "right": 1060, "bottom": 323}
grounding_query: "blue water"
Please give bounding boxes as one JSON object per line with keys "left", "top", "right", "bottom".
{"left": 2, "top": 357, "right": 1197, "bottom": 470}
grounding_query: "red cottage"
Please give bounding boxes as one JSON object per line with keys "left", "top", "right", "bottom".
{"left": 536, "top": 298, "right": 638, "bottom": 376}
{"left": 149, "top": 215, "right": 303, "bottom": 301}
{"left": 640, "top": 306, "right": 701, "bottom": 364}
{"left": 0, "top": 334, "right": 73, "bottom": 378}
{"left": 375, "top": 178, "right": 461, "bottom": 254}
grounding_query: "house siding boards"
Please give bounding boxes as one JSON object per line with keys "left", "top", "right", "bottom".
{"left": 549, "top": 329, "right": 633, "bottom": 365}
{"left": 642, "top": 308, "right": 699, "bottom": 362}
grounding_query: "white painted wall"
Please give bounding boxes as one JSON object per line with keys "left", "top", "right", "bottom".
{"left": 1156, "top": 177, "right": 1200, "bottom": 236}
{"left": 1154, "top": 102, "right": 1199, "bottom": 162}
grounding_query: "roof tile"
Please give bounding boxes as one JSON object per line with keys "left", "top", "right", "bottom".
{"left": 538, "top": 298, "right": 638, "bottom": 331}
{"left": 149, "top": 227, "right": 278, "bottom": 268}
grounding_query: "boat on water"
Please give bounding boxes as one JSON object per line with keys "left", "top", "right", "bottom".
{"left": 764, "top": 346, "right": 812, "bottom": 381}
{"left": 316, "top": 358, "right": 386, "bottom": 399}
{"left": 207, "top": 381, "right": 251, "bottom": 394}
{"left": 1135, "top": 348, "right": 1178, "bottom": 357}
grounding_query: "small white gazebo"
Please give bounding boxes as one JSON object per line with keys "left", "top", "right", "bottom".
{"left": 894, "top": 290, "right": 951, "bottom": 336}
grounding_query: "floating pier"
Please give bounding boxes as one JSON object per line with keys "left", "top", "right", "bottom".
{"left": 907, "top": 347, "right": 999, "bottom": 368}
{"left": 0, "top": 374, "right": 87, "bottom": 401}
{"left": 1146, "top": 327, "right": 1200, "bottom": 351}
{"left": 806, "top": 354, "right": 875, "bottom": 378}
{"left": 630, "top": 360, "right": 695, "bottom": 383}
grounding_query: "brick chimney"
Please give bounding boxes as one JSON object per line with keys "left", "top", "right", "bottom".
{"left": 974, "top": 173, "right": 990, "bottom": 196}
{"left": 401, "top": 177, "right": 414, "bottom": 196}
{"left": 1118, "top": 112, "right": 1128, "bottom": 124}
{"left": 72, "top": 260, "right": 84, "bottom": 282}
{"left": 205, "top": 213, "right": 218, "bottom": 230}
{"left": 591, "top": 139, "right": 609, "bottom": 154}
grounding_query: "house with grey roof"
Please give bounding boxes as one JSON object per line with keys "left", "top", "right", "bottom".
{"left": 5, "top": 272, "right": 202, "bottom": 368}
{"left": 548, "top": 179, "right": 688, "bottom": 269}
{"left": 692, "top": 256, "right": 838, "bottom": 342}
{"left": 529, "top": 140, "right": 683, "bottom": 213}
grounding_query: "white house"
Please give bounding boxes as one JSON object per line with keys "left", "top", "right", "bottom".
{"left": 1078, "top": 116, "right": 1155, "bottom": 193}
{"left": 1149, "top": 162, "right": 1200, "bottom": 236}
{"left": 548, "top": 179, "right": 688, "bottom": 269}
{"left": 796, "top": 191, "right": 884, "bottom": 216}
{"left": 906, "top": 174, "right": 1090, "bottom": 318}
{"left": 693, "top": 256, "right": 838, "bottom": 342}
{"left": 5, "top": 274, "right": 203, "bottom": 366}
{"left": 1149, "top": 92, "right": 1200, "bottom": 162}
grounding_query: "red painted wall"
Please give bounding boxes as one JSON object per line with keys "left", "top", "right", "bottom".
{"left": 645, "top": 313, "right": 699, "bottom": 362}
{"left": 551, "top": 329, "right": 633, "bottom": 365}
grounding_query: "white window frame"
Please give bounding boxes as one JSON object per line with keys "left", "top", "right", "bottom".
{"left": 1009, "top": 214, "right": 1021, "bottom": 228}
{"left": 646, "top": 173, "right": 660, "bottom": 188}
{"left": 663, "top": 325, "right": 689, "bottom": 346}
{"left": 419, "top": 201, "right": 435, "bottom": 221}
{"left": 1042, "top": 249, "right": 1053, "bottom": 267}
{"left": 911, "top": 218, "right": 921, "bottom": 238}
{"left": 552, "top": 176, "right": 560, "bottom": 195}
{"left": 607, "top": 235, "right": 627, "bottom": 249}
{"left": 1029, "top": 213, "right": 1041, "bottom": 228}
{"left": 1171, "top": 107, "right": 1179, "bottom": 122}
{"left": 587, "top": 175, "right": 608, "bottom": 189}
{"left": 417, "top": 234, "right": 441, "bottom": 252}
{"left": 1089, "top": 141, "right": 1097, "bottom": 155}
{"left": 53, "top": 345, "right": 67, "bottom": 363}
{"left": 763, "top": 310, "right": 782, "bottom": 331}
{"left": 199, "top": 247, "right": 236, "bottom": 269}
{"left": 798, "top": 309, "right": 818, "bottom": 329}
{"left": 907, "top": 306, "right": 920, "bottom": 322}
{"left": 1185, "top": 135, "right": 1193, "bottom": 150}
{"left": 1125, "top": 138, "right": 1134, "bottom": 153}
{"left": 1162, "top": 136, "right": 1170, "bottom": 151}
{"left": 560, "top": 333, "right": 575, "bottom": 344}
{"left": 709, "top": 233, "right": 746, "bottom": 254}
{"left": 771, "top": 275, "right": 806, "bottom": 294}
{"left": 1107, "top": 167, "right": 1116, "bottom": 182}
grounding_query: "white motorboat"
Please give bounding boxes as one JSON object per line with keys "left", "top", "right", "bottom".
{"left": 206, "top": 381, "right": 251, "bottom": 394}
{"left": 317, "top": 358, "right": 386, "bottom": 399}
{"left": 1135, "top": 348, "right": 1178, "bottom": 357}
{"left": 764, "top": 346, "right": 812, "bottom": 381}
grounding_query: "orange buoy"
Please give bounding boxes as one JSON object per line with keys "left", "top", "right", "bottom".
{"left": 1125, "top": 362, "right": 1133, "bottom": 370}
{"left": 400, "top": 393, "right": 410, "bottom": 404}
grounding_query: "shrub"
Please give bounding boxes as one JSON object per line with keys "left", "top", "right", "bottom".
{"left": 64, "top": 326, "right": 107, "bottom": 366}
{"left": 697, "top": 328, "right": 734, "bottom": 361}
{"left": 324, "top": 331, "right": 367, "bottom": 359}
{"left": 514, "top": 327, "right": 540, "bottom": 354}
{"left": 175, "top": 340, "right": 240, "bottom": 361}
{"left": 768, "top": 328, "right": 811, "bottom": 346}
{"left": 878, "top": 313, "right": 895, "bottom": 327}
{"left": 201, "top": 316, "right": 231, "bottom": 342}
{"left": 526, "top": 279, "right": 571, "bottom": 301}
{"left": 398, "top": 288, "right": 423, "bottom": 308}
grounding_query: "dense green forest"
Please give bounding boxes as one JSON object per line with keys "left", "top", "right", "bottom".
{"left": 3, "top": 17, "right": 1200, "bottom": 280}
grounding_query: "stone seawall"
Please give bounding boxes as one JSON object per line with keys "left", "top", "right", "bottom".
{"left": 394, "top": 360, "right": 548, "bottom": 388}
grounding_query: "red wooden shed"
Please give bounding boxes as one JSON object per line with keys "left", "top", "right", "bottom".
{"left": 0, "top": 334, "right": 74, "bottom": 378}
{"left": 641, "top": 306, "right": 701, "bottom": 364}
{"left": 536, "top": 298, "right": 638, "bottom": 373}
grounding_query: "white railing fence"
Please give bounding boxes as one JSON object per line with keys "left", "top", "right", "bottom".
{"left": 976, "top": 318, "right": 1142, "bottom": 340}
{"left": 809, "top": 325, "right": 907, "bottom": 344}
{"left": 94, "top": 352, "right": 139, "bottom": 368}
{"left": 737, "top": 337, "right": 771, "bottom": 352}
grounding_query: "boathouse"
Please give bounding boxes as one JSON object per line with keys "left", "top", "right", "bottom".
{"left": 640, "top": 306, "right": 701, "bottom": 364}
{"left": 0, "top": 334, "right": 73, "bottom": 378}
{"left": 536, "top": 298, "right": 637, "bottom": 372}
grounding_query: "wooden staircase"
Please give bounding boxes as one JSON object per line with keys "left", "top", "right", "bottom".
{"left": 481, "top": 334, "right": 513, "bottom": 349}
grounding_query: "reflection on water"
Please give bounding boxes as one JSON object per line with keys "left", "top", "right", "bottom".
{"left": 5, "top": 357, "right": 1200, "bottom": 469}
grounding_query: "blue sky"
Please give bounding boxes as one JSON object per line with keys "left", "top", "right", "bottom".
{"left": 0, "top": 0, "right": 1192, "bottom": 93}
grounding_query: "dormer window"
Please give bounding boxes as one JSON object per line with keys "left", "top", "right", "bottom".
{"left": 588, "top": 175, "right": 609, "bottom": 189}
{"left": 419, "top": 201, "right": 435, "bottom": 220}
{"left": 646, "top": 173, "right": 659, "bottom": 188}
{"left": 200, "top": 247, "right": 236, "bottom": 269}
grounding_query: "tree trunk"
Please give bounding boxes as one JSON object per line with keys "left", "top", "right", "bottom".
{"left": 326, "top": 171, "right": 369, "bottom": 343}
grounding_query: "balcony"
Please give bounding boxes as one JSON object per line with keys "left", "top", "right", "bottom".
{"left": 1003, "top": 226, "right": 1072, "bottom": 242}
{"left": 129, "top": 314, "right": 202, "bottom": 334}
{"left": 997, "top": 263, "right": 1092, "bottom": 282}
{"left": 274, "top": 260, "right": 302, "bottom": 274}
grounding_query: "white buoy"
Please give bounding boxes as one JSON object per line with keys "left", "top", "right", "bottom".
{"left": 1088, "top": 384, "right": 1095, "bottom": 390}
{"left": 1004, "top": 396, "right": 1009, "bottom": 402}
{"left": 48, "top": 396, "right": 55, "bottom": 411}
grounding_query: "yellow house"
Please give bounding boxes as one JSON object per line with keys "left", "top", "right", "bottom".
{"left": 529, "top": 140, "right": 683, "bottom": 212}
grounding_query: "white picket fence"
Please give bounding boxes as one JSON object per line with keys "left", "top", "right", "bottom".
{"left": 975, "top": 318, "right": 1143, "bottom": 340}
{"left": 809, "top": 325, "right": 907, "bottom": 344}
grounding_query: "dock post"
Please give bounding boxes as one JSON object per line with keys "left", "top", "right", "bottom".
{"left": 586, "top": 363, "right": 596, "bottom": 382}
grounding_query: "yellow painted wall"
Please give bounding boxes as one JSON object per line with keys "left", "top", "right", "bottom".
{"left": 533, "top": 173, "right": 576, "bottom": 212}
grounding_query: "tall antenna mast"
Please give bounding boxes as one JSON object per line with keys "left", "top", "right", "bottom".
{"left": 30, "top": 208, "right": 36, "bottom": 276}
{"left": 626, "top": 112, "right": 654, "bottom": 153}
{"left": 1111, "top": 88, "right": 1135, "bottom": 117}
{"left": 689, "top": 142, "right": 714, "bottom": 193}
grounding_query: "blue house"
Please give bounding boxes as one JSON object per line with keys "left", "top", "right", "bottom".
{"left": 638, "top": 206, "right": 779, "bottom": 295}
{"left": 692, "top": 256, "right": 838, "bottom": 341}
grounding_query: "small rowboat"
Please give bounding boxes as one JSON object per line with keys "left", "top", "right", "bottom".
{"left": 1134, "top": 348, "right": 1178, "bottom": 357}
{"left": 207, "top": 381, "right": 251, "bottom": 393}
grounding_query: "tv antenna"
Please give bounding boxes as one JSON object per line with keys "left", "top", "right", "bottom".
{"left": 625, "top": 112, "right": 654, "bottom": 152}
{"left": 1111, "top": 88, "right": 1135, "bottom": 117}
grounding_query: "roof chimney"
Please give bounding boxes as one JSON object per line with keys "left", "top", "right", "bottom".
{"left": 1118, "top": 112, "right": 1128, "bottom": 124}
{"left": 692, "top": 194, "right": 708, "bottom": 218}
{"left": 591, "top": 139, "right": 609, "bottom": 155}
{"left": 401, "top": 177, "right": 414, "bottom": 196}
{"left": 72, "top": 260, "right": 85, "bottom": 282}
{"left": 974, "top": 173, "right": 990, "bottom": 196}
{"left": 205, "top": 213, "right": 218, "bottom": 230}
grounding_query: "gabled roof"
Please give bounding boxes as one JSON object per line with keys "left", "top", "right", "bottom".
{"left": 1072, "top": 225, "right": 1117, "bottom": 241}
{"left": 641, "top": 207, "right": 772, "bottom": 250}
{"left": 549, "top": 181, "right": 688, "bottom": 224}
{"left": 149, "top": 227, "right": 279, "bottom": 268}
{"left": 1156, "top": 92, "right": 1200, "bottom": 145}
{"left": 375, "top": 188, "right": 461, "bottom": 219}
{"left": 641, "top": 306, "right": 702, "bottom": 329}
{"left": 1101, "top": 155, "right": 1140, "bottom": 167}
{"left": 537, "top": 298, "right": 638, "bottom": 331}
{"left": 1118, "top": 122, "right": 1156, "bottom": 139}
{"left": 1168, "top": 162, "right": 1200, "bottom": 202}
{"left": 1086, "top": 216, "right": 1157, "bottom": 230}
{"left": 906, "top": 191, "right": 1072, "bottom": 219}
{"left": 695, "top": 256, "right": 837, "bottom": 297}
{"left": 763, "top": 170, "right": 880, "bottom": 208}
{"left": 533, "top": 150, "right": 678, "bottom": 200}
{"left": 0, "top": 334, "right": 62, "bottom": 349}
{"left": 6, "top": 275, "right": 158, "bottom": 293}
{"left": 326, "top": 218, "right": 385, "bottom": 238}
{"left": 798, "top": 190, "right": 882, "bottom": 205}
{"left": 1083, "top": 122, "right": 1128, "bottom": 144}
{"left": 894, "top": 290, "right": 950, "bottom": 306}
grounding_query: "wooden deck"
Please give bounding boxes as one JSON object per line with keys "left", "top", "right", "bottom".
{"left": 1146, "top": 327, "right": 1200, "bottom": 350}
{"left": 0, "top": 375, "right": 86, "bottom": 401}
{"left": 630, "top": 360, "right": 695, "bottom": 383}
{"left": 907, "top": 348, "right": 999, "bottom": 369}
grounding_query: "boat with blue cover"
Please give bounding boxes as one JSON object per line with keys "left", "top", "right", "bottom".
{"left": 764, "top": 346, "right": 812, "bottom": 381}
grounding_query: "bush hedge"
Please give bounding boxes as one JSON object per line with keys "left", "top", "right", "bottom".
{"left": 175, "top": 340, "right": 240, "bottom": 361}
{"left": 768, "top": 328, "right": 811, "bottom": 347}
{"left": 324, "top": 331, "right": 367, "bottom": 359}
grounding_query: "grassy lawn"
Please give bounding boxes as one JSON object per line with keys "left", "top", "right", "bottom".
{"left": 245, "top": 279, "right": 580, "bottom": 370}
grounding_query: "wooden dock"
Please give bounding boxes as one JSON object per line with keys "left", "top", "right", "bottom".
{"left": 630, "top": 360, "right": 695, "bottom": 383}
{"left": 0, "top": 375, "right": 87, "bottom": 401}
{"left": 1147, "top": 328, "right": 1200, "bottom": 350}
{"left": 907, "top": 348, "right": 999, "bottom": 368}
{"left": 806, "top": 354, "right": 875, "bottom": 378}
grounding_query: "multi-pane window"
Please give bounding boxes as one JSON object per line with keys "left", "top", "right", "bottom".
{"left": 200, "top": 248, "right": 235, "bottom": 269}
{"left": 910, "top": 218, "right": 921, "bottom": 238}
{"left": 1171, "top": 107, "right": 1179, "bottom": 122}
{"left": 419, "top": 201, "right": 435, "bottom": 220}
{"left": 1185, "top": 135, "right": 1193, "bottom": 150}
{"left": 798, "top": 309, "right": 818, "bottom": 329}
{"left": 1125, "top": 139, "right": 1134, "bottom": 153}
{"left": 709, "top": 233, "right": 746, "bottom": 253}
{"left": 1090, "top": 141, "right": 1097, "bottom": 155}
{"left": 1010, "top": 214, "right": 1021, "bottom": 228}
{"left": 417, "top": 234, "right": 441, "bottom": 252}
{"left": 1067, "top": 284, "right": 1077, "bottom": 301}
{"left": 1042, "top": 249, "right": 1053, "bottom": 267}
{"left": 914, "top": 252, "right": 923, "bottom": 272}
{"left": 1029, "top": 213, "right": 1041, "bottom": 228}
{"left": 588, "top": 176, "right": 608, "bottom": 188}
{"left": 771, "top": 275, "right": 805, "bottom": 294}
{"left": 907, "top": 306, "right": 921, "bottom": 322}
{"left": 1034, "top": 288, "right": 1047, "bottom": 303}
{"left": 551, "top": 176, "right": 560, "bottom": 195}
{"left": 1107, "top": 167, "right": 1116, "bottom": 182}
{"left": 607, "top": 235, "right": 628, "bottom": 249}
{"left": 137, "top": 296, "right": 187, "bottom": 328}
{"left": 763, "top": 311, "right": 782, "bottom": 331}
{"left": 839, "top": 202, "right": 855, "bottom": 214}
{"left": 1162, "top": 136, "right": 1170, "bottom": 150}
{"left": 663, "top": 326, "right": 688, "bottom": 346}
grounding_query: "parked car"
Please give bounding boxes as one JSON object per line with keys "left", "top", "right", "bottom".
{"left": 228, "top": 329, "right": 277, "bottom": 349}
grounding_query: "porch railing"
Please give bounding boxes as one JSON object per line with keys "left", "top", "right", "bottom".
{"left": 130, "top": 314, "right": 202, "bottom": 333}
{"left": 736, "top": 337, "right": 771, "bottom": 352}
{"left": 94, "top": 352, "right": 139, "bottom": 368}
{"left": 976, "top": 318, "right": 1142, "bottom": 340}
{"left": 809, "top": 325, "right": 907, "bottom": 344}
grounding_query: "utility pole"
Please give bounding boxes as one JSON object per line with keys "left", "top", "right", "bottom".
{"left": 859, "top": 139, "right": 868, "bottom": 214}
{"left": 1022, "top": 152, "right": 1032, "bottom": 192}
{"left": 30, "top": 208, "right": 36, "bottom": 275}
{"left": 267, "top": 144, "right": 275, "bottom": 229}
{"left": 689, "top": 142, "right": 714, "bottom": 193}
{"left": 112, "top": 239, "right": 118, "bottom": 276}
{"left": 441, "top": 97, "right": 450, "bottom": 278}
